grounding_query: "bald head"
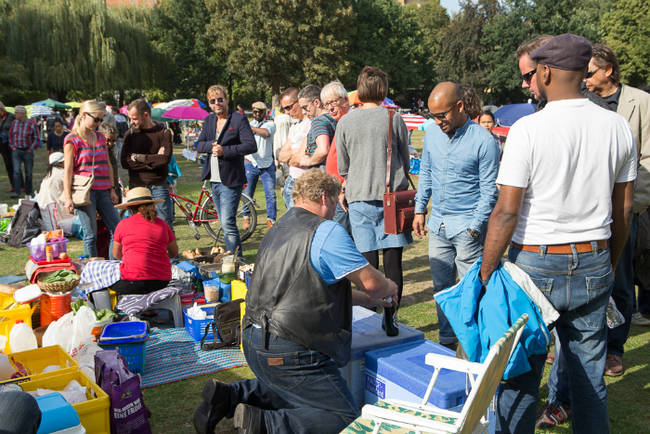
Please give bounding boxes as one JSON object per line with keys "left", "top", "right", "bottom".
{"left": 535, "top": 64, "right": 586, "bottom": 102}
{"left": 428, "top": 82, "right": 462, "bottom": 107}
{"left": 428, "top": 82, "right": 467, "bottom": 136}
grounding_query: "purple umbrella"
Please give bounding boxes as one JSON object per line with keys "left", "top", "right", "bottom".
{"left": 162, "top": 106, "right": 209, "bottom": 121}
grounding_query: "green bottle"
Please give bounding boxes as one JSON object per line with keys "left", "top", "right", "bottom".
{"left": 382, "top": 298, "right": 399, "bottom": 337}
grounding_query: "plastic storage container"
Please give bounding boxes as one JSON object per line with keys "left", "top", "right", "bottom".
{"left": 40, "top": 292, "right": 72, "bottom": 327}
{"left": 340, "top": 306, "right": 425, "bottom": 407}
{"left": 0, "top": 292, "right": 36, "bottom": 353}
{"left": 364, "top": 340, "right": 470, "bottom": 410}
{"left": 35, "top": 392, "right": 83, "bottom": 434}
{"left": 29, "top": 238, "right": 69, "bottom": 262}
{"left": 0, "top": 345, "right": 79, "bottom": 385}
{"left": 184, "top": 305, "right": 215, "bottom": 341}
{"left": 98, "top": 322, "right": 148, "bottom": 373}
{"left": 19, "top": 370, "right": 110, "bottom": 434}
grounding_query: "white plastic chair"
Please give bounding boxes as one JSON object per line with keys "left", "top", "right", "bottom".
{"left": 343, "top": 314, "right": 529, "bottom": 434}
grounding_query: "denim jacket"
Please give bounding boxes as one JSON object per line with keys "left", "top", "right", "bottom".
{"left": 415, "top": 119, "right": 500, "bottom": 237}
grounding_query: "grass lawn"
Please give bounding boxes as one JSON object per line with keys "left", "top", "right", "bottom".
{"left": 0, "top": 131, "right": 648, "bottom": 433}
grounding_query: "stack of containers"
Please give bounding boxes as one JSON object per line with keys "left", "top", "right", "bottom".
{"left": 0, "top": 292, "right": 35, "bottom": 353}
{"left": 98, "top": 321, "right": 148, "bottom": 374}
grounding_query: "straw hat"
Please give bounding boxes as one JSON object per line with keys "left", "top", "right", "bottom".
{"left": 115, "top": 187, "right": 163, "bottom": 209}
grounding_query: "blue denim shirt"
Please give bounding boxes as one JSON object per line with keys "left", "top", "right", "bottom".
{"left": 415, "top": 119, "right": 500, "bottom": 238}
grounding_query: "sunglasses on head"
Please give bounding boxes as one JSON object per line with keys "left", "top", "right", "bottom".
{"left": 86, "top": 113, "right": 104, "bottom": 123}
{"left": 522, "top": 69, "right": 536, "bottom": 84}
{"left": 584, "top": 68, "right": 599, "bottom": 79}
{"left": 281, "top": 101, "right": 296, "bottom": 112}
{"left": 209, "top": 97, "right": 225, "bottom": 104}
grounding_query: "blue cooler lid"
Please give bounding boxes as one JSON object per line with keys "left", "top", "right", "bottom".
{"left": 99, "top": 321, "right": 148, "bottom": 344}
{"left": 350, "top": 306, "right": 424, "bottom": 360}
{"left": 36, "top": 392, "right": 81, "bottom": 434}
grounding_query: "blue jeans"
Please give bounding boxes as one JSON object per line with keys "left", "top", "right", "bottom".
{"left": 76, "top": 189, "right": 121, "bottom": 258}
{"left": 545, "top": 328, "right": 570, "bottom": 408}
{"left": 244, "top": 161, "right": 276, "bottom": 221}
{"left": 210, "top": 182, "right": 243, "bottom": 256}
{"left": 282, "top": 175, "right": 295, "bottom": 210}
{"left": 148, "top": 183, "right": 174, "bottom": 231}
{"left": 0, "top": 391, "right": 41, "bottom": 433}
{"left": 334, "top": 202, "right": 351, "bottom": 234}
{"left": 496, "top": 243, "right": 613, "bottom": 434}
{"left": 12, "top": 148, "right": 33, "bottom": 194}
{"left": 428, "top": 224, "right": 484, "bottom": 345}
{"left": 230, "top": 326, "right": 358, "bottom": 434}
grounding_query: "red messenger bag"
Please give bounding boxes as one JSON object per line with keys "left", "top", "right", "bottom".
{"left": 383, "top": 110, "right": 417, "bottom": 235}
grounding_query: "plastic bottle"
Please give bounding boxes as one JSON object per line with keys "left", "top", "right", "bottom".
{"left": 9, "top": 321, "right": 38, "bottom": 353}
{"left": 382, "top": 298, "right": 399, "bottom": 337}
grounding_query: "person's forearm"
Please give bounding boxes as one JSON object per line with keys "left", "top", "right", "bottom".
{"left": 251, "top": 127, "right": 270, "bottom": 137}
{"left": 351, "top": 288, "right": 373, "bottom": 306}
{"left": 610, "top": 207, "right": 633, "bottom": 269}
{"left": 301, "top": 147, "right": 328, "bottom": 166}
{"left": 480, "top": 210, "right": 520, "bottom": 281}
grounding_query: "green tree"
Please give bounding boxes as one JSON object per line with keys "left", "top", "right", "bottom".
{"left": 601, "top": 0, "right": 650, "bottom": 86}
{"left": 406, "top": 0, "right": 450, "bottom": 77}
{"left": 205, "top": 0, "right": 355, "bottom": 95}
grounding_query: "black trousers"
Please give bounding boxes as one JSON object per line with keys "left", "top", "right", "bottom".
{"left": 111, "top": 279, "right": 169, "bottom": 295}
{"left": 0, "top": 141, "right": 15, "bottom": 189}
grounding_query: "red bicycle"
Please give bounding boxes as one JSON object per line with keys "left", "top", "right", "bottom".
{"left": 169, "top": 181, "right": 257, "bottom": 242}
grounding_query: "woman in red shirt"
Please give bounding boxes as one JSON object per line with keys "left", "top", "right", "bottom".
{"left": 112, "top": 187, "right": 179, "bottom": 294}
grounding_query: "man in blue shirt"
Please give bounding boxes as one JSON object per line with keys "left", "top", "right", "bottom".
{"left": 194, "top": 169, "right": 398, "bottom": 434}
{"left": 413, "top": 82, "right": 500, "bottom": 349}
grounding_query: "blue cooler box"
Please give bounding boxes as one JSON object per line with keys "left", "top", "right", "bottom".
{"left": 35, "top": 392, "right": 83, "bottom": 434}
{"left": 340, "top": 306, "right": 424, "bottom": 407}
{"left": 364, "top": 340, "right": 469, "bottom": 410}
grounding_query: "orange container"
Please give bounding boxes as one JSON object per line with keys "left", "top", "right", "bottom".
{"left": 40, "top": 292, "right": 72, "bottom": 327}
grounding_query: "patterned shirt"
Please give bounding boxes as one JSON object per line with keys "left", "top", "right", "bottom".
{"left": 305, "top": 113, "right": 336, "bottom": 157}
{"left": 9, "top": 119, "right": 41, "bottom": 151}
{"left": 65, "top": 132, "right": 112, "bottom": 190}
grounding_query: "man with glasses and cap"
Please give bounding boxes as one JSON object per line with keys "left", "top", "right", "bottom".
{"left": 8, "top": 105, "right": 41, "bottom": 198}
{"left": 480, "top": 34, "right": 636, "bottom": 434}
{"left": 244, "top": 101, "right": 276, "bottom": 230}
{"left": 413, "top": 81, "right": 500, "bottom": 351}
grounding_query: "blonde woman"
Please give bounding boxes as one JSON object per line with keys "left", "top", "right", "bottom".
{"left": 62, "top": 100, "right": 120, "bottom": 257}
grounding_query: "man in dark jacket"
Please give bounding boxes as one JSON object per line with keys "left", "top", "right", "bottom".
{"left": 121, "top": 98, "right": 173, "bottom": 229}
{"left": 196, "top": 85, "right": 257, "bottom": 255}
{"left": 193, "top": 169, "right": 398, "bottom": 434}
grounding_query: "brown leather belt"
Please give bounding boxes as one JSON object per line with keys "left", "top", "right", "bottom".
{"left": 511, "top": 240, "right": 608, "bottom": 254}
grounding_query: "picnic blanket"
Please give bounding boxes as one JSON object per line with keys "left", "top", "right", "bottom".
{"left": 79, "top": 260, "right": 121, "bottom": 294}
{"left": 141, "top": 327, "right": 248, "bottom": 388}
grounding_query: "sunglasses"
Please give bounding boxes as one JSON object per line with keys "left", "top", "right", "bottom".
{"left": 252, "top": 109, "right": 264, "bottom": 113}
{"left": 522, "top": 68, "right": 536, "bottom": 84}
{"left": 86, "top": 113, "right": 104, "bottom": 123}
{"left": 281, "top": 101, "right": 296, "bottom": 112}
{"left": 584, "top": 68, "right": 599, "bottom": 79}
{"left": 209, "top": 97, "right": 225, "bottom": 104}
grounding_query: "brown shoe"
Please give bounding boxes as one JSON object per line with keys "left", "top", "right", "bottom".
{"left": 267, "top": 219, "right": 274, "bottom": 230}
{"left": 242, "top": 216, "right": 251, "bottom": 230}
{"left": 604, "top": 354, "right": 624, "bottom": 377}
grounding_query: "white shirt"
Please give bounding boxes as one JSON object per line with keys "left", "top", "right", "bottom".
{"left": 273, "top": 113, "right": 293, "bottom": 158}
{"left": 246, "top": 119, "right": 276, "bottom": 168}
{"left": 288, "top": 118, "right": 311, "bottom": 179}
{"left": 497, "top": 98, "right": 636, "bottom": 244}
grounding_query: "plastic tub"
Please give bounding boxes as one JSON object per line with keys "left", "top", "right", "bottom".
{"left": 184, "top": 305, "right": 215, "bottom": 341}
{"left": 19, "top": 370, "right": 110, "bottom": 434}
{"left": 29, "top": 238, "right": 69, "bottom": 262}
{"left": 98, "top": 338, "right": 148, "bottom": 374}
{"left": 99, "top": 321, "right": 147, "bottom": 344}
{"left": 1, "top": 345, "right": 78, "bottom": 385}
{"left": 40, "top": 292, "right": 72, "bottom": 327}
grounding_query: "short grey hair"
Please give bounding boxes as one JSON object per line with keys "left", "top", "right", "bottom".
{"left": 14, "top": 105, "right": 27, "bottom": 114}
{"left": 298, "top": 84, "right": 322, "bottom": 102}
{"left": 321, "top": 81, "right": 347, "bottom": 101}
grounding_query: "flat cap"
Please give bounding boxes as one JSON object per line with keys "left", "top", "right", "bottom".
{"left": 14, "top": 105, "right": 27, "bottom": 113}
{"left": 530, "top": 33, "right": 592, "bottom": 71}
{"left": 251, "top": 101, "right": 267, "bottom": 111}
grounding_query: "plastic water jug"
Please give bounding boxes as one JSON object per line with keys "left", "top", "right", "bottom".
{"left": 9, "top": 321, "right": 38, "bottom": 353}
{"left": 0, "top": 354, "right": 14, "bottom": 381}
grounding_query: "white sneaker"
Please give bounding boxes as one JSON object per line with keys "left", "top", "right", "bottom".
{"left": 631, "top": 312, "right": 650, "bottom": 326}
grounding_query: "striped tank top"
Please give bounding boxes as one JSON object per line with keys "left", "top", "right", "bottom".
{"left": 64, "top": 132, "right": 112, "bottom": 190}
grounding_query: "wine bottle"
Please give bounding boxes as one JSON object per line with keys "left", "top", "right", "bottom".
{"left": 383, "top": 298, "right": 399, "bottom": 337}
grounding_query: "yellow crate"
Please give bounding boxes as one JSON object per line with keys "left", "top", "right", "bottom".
{"left": 0, "top": 293, "right": 36, "bottom": 353}
{"left": 1, "top": 345, "right": 78, "bottom": 385}
{"left": 231, "top": 280, "right": 247, "bottom": 352}
{"left": 19, "top": 370, "right": 110, "bottom": 434}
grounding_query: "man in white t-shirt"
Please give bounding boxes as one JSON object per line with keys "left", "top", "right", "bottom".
{"left": 278, "top": 87, "right": 311, "bottom": 209}
{"left": 479, "top": 34, "right": 636, "bottom": 434}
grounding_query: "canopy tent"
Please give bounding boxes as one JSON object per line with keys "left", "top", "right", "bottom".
{"left": 64, "top": 101, "right": 82, "bottom": 108}
{"left": 494, "top": 103, "right": 535, "bottom": 127}
{"left": 162, "top": 106, "right": 209, "bottom": 121}
{"left": 32, "top": 98, "right": 71, "bottom": 110}
{"left": 28, "top": 105, "right": 53, "bottom": 118}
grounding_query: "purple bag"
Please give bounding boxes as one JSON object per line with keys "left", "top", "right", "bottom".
{"left": 95, "top": 350, "right": 152, "bottom": 434}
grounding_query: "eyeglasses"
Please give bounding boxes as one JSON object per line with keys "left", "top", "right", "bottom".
{"left": 584, "top": 68, "right": 599, "bottom": 79}
{"left": 300, "top": 99, "right": 316, "bottom": 111}
{"left": 281, "top": 101, "right": 296, "bottom": 112}
{"left": 430, "top": 106, "right": 456, "bottom": 120}
{"left": 522, "top": 69, "right": 536, "bottom": 84}
{"left": 252, "top": 109, "right": 264, "bottom": 114}
{"left": 323, "top": 96, "right": 345, "bottom": 109}
{"left": 209, "top": 97, "right": 225, "bottom": 104}
{"left": 86, "top": 113, "right": 104, "bottom": 123}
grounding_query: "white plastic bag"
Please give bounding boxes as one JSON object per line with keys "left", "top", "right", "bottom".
{"left": 42, "top": 311, "right": 75, "bottom": 351}
{"left": 187, "top": 302, "right": 207, "bottom": 320}
{"left": 42, "top": 306, "right": 96, "bottom": 356}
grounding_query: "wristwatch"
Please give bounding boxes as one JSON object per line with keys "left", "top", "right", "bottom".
{"left": 467, "top": 228, "right": 480, "bottom": 239}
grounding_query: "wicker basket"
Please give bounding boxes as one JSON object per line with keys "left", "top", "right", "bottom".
{"left": 37, "top": 277, "right": 80, "bottom": 293}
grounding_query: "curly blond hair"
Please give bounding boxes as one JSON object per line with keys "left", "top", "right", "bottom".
{"left": 292, "top": 169, "right": 341, "bottom": 203}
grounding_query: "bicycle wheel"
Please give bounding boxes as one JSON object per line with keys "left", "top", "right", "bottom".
{"left": 200, "top": 193, "right": 257, "bottom": 243}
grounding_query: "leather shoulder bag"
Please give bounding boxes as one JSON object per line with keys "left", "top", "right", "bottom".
{"left": 70, "top": 135, "right": 96, "bottom": 207}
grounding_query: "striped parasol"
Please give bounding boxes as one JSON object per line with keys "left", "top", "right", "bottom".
{"left": 401, "top": 113, "right": 427, "bottom": 130}
{"left": 29, "top": 105, "right": 53, "bottom": 118}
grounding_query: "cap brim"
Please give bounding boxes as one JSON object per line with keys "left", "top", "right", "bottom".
{"left": 114, "top": 199, "right": 164, "bottom": 209}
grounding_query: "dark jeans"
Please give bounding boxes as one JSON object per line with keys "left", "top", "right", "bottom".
{"left": 12, "top": 148, "right": 33, "bottom": 194}
{"left": 111, "top": 279, "right": 169, "bottom": 295}
{"left": 362, "top": 247, "right": 403, "bottom": 305}
{"left": 244, "top": 161, "right": 277, "bottom": 221}
{"left": 210, "top": 182, "right": 243, "bottom": 256}
{"left": 0, "top": 140, "right": 15, "bottom": 190}
{"left": 230, "top": 326, "right": 358, "bottom": 434}
{"left": 0, "top": 391, "right": 41, "bottom": 434}
{"left": 607, "top": 214, "right": 637, "bottom": 356}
